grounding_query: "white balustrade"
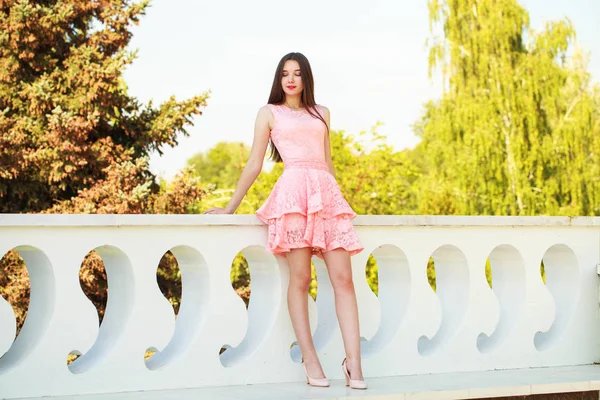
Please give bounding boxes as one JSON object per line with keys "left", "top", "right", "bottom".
{"left": 0, "top": 214, "right": 598, "bottom": 399}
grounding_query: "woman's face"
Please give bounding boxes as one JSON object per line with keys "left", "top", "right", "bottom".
{"left": 281, "top": 60, "right": 303, "bottom": 96}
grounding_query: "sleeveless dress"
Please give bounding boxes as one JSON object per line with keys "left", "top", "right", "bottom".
{"left": 255, "top": 103, "right": 364, "bottom": 259}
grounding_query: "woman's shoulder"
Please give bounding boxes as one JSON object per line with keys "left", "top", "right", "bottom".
{"left": 262, "top": 103, "right": 284, "bottom": 115}
{"left": 255, "top": 105, "right": 277, "bottom": 128}
{"left": 316, "top": 104, "right": 329, "bottom": 117}
{"left": 259, "top": 104, "right": 278, "bottom": 115}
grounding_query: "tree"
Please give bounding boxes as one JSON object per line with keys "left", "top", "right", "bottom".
{"left": 0, "top": 0, "right": 209, "bottom": 333}
{"left": 187, "top": 141, "right": 250, "bottom": 190}
{"left": 187, "top": 141, "right": 260, "bottom": 214}
{"left": 0, "top": 0, "right": 209, "bottom": 213}
{"left": 331, "top": 125, "right": 421, "bottom": 216}
{"left": 416, "top": 0, "right": 600, "bottom": 216}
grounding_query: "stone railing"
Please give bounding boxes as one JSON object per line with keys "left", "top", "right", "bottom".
{"left": 0, "top": 215, "right": 598, "bottom": 399}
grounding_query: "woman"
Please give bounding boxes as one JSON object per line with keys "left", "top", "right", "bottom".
{"left": 205, "top": 52, "right": 366, "bottom": 389}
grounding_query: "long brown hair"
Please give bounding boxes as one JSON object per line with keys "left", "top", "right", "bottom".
{"left": 267, "top": 52, "right": 329, "bottom": 162}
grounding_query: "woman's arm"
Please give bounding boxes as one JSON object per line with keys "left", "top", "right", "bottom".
{"left": 322, "top": 106, "right": 336, "bottom": 177}
{"left": 204, "top": 106, "right": 273, "bottom": 214}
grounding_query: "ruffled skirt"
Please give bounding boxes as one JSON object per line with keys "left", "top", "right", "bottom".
{"left": 256, "top": 163, "right": 363, "bottom": 259}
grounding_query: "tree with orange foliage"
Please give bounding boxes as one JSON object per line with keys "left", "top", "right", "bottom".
{"left": 0, "top": 0, "right": 208, "bottom": 213}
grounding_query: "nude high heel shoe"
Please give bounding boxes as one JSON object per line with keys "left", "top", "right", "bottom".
{"left": 302, "top": 360, "right": 330, "bottom": 387}
{"left": 341, "top": 358, "right": 367, "bottom": 390}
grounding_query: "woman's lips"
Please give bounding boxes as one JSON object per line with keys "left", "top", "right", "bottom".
{"left": 287, "top": 86, "right": 296, "bottom": 90}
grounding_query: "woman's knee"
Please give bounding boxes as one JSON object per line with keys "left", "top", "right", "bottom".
{"left": 330, "top": 270, "right": 354, "bottom": 292}
{"left": 289, "top": 269, "right": 311, "bottom": 290}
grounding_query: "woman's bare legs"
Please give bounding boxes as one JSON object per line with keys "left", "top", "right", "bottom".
{"left": 322, "top": 248, "right": 364, "bottom": 380}
{"left": 286, "top": 247, "right": 325, "bottom": 379}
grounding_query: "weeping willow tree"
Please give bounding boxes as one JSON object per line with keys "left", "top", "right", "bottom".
{"left": 416, "top": 0, "right": 600, "bottom": 216}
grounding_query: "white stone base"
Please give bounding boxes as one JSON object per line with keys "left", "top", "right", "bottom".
{"left": 19, "top": 364, "right": 600, "bottom": 400}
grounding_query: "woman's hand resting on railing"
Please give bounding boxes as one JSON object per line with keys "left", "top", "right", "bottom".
{"left": 203, "top": 207, "right": 234, "bottom": 214}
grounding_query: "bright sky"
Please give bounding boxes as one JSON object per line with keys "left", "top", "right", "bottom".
{"left": 123, "top": 0, "right": 600, "bottom": 180}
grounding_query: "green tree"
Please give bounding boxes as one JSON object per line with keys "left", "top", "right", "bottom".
{"left": 331, "top": 125, "right": 420, "bottom": 216}
{"left": 187, "top": 141, "right": 250, "bottom": 190}
{"left": 0, "top": 0, "right": 209, "bottom": 213}
{"left": 187, "top": 141, "right": 264, "bottom": 214}
{"left": 417, "top": 0, "right": 600, "bottom": 216}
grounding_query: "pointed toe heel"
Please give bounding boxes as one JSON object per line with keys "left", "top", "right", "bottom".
{"left": 341, "top": 358, "right": 367, "bottom": 390}
{"left": 303, "top": 361, "right": 330, "bottom": 387}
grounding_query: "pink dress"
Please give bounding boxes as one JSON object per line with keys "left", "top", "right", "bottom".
{"left": 256, "top": 103, "right": 364, "bottom": 259}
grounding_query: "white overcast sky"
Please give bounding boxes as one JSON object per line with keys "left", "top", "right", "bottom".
{"left": 123, "top": 0, "right": 600, "bottom": 180}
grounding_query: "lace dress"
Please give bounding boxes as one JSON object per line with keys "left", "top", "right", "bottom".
{"left": 255, "top": 103, "right": 363, "bottom": 259}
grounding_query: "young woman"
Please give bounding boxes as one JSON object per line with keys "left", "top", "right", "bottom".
{"left": 205, "top": 52, "right": 366, "bottom": 389}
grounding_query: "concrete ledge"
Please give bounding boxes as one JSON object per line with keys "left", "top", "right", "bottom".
{"left": 18, "top": 365, "right": 600, "bottom": 400}
{"left": 1, "top": 213, "right": 600, "bottom": 227}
